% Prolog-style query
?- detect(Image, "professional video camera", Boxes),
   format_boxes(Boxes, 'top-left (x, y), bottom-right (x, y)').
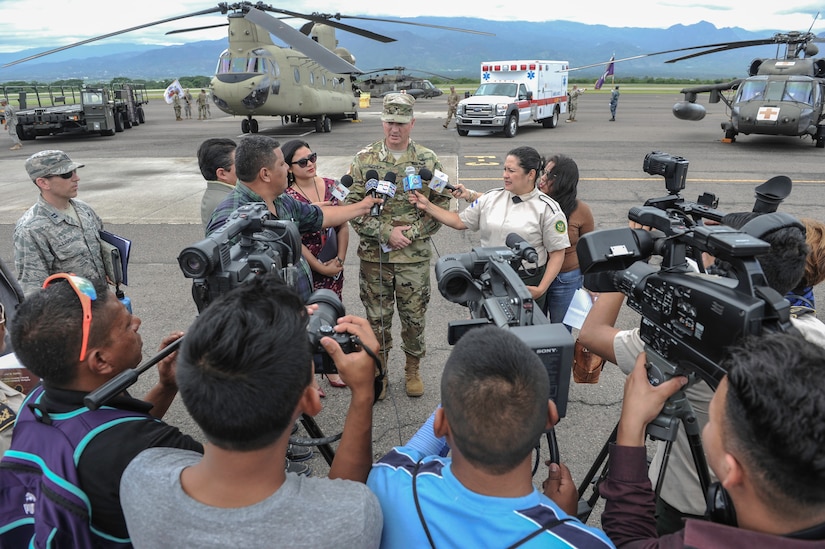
top-left (577, 152), bottom-right (799, 393)
top-left (178, 203), bottom-right (303, 312)
top-left (435, 233), bottom-right (573, 417)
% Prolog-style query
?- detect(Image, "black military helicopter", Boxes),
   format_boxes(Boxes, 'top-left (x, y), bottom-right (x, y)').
top-left (2, 3), bottom-right (490, 134)
top-left (669, 30), bottom-right (825, 147)
top-left (355, 67), bottom-right (449, 99)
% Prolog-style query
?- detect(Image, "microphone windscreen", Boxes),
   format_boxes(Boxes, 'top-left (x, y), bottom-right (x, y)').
top-left (365, 169), bottom-right (380, 181)
top-left (418, 168), bottom-right (433, 181)
top-left (384, 172), bottom-right (397, 183)
top-left (340, 174), bottom-right (354, 188)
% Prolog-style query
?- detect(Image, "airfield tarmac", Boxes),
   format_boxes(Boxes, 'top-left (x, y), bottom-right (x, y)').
top-left (1, 92), bottom-right (823, 524)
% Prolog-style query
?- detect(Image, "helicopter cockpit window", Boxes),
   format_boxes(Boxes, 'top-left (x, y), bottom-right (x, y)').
top-left (783, 81), bottom-right (813, 104)
top-left (738, 80), bottom-right (767, 102)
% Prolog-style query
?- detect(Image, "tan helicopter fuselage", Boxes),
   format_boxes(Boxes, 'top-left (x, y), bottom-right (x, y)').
top-left (209, 16), bottom-right (357, 119)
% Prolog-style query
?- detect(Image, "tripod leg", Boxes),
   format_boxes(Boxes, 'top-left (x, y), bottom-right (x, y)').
top-left (300, 413), bottom-right (336, 466)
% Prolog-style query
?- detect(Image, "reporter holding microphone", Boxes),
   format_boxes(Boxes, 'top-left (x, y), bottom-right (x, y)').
top-left (409, 145), bottom-right (569, 312)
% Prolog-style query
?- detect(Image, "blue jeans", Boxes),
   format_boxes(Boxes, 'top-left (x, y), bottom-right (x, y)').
top-left (544, 269), bottom-right (583, 331)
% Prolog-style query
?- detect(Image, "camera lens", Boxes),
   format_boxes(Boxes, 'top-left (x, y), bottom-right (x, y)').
top-left (178, 248), bottom-right (211, 278)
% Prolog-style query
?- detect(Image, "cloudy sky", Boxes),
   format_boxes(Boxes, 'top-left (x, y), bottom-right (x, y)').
top-left (0, 0), bottom-right (823, 53)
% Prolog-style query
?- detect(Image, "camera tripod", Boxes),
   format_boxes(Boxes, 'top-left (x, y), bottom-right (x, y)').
top-left (575, 382), bottom-right (712, 523)
top-left (291, 414), bottom-right (341, 466)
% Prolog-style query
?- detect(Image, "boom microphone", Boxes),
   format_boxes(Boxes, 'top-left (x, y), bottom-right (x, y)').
top-left (506, 233), bottom-right (539, 264)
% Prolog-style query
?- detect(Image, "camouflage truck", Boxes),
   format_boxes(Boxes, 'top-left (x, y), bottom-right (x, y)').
top-left (2, 83), bottom-right (149, 140)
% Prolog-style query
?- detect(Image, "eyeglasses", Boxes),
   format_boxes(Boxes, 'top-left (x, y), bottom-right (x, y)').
top-left (47, 171), bottom-right (75, 180)
top-left (291, 153), bottom-right (317, 168)
top-left (42, 273), bottom-right (97, 362)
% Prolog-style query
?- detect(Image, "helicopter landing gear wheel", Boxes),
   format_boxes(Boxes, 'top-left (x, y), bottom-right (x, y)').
top-left (282, 116), bottom-right (288, 126)
top-left (314, 116), bottom-right (324, 133)
top-left (815, 127), bottom-right (825, 148)
top-left (250, 119), bottom-right (259, 133)
top-left (241, 118), bottom-right (250, 133)
top-left (322, 116), bottom-right (331, 133)
top-left (724, 128), bottom-right (737, 142)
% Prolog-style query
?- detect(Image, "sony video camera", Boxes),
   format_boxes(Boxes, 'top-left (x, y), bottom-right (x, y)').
top-left (577, 152), bottom-right (798, 391)
top-left (435, 233), bottom-right (573, 416)
top-left (178, 202), bottom-right (303, 312)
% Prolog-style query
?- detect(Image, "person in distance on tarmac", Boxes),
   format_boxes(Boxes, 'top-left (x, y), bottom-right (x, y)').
top-left (409, 145), bottom-right (569, 312)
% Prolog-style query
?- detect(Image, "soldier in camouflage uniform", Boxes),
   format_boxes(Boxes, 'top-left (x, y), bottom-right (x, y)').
top-left (346, 93), bottom-right (452, 399)
top-left (443, 86), bottom-right (460, 129)
top-left (172, 90), bottom-right (183, 121)
top-left (13, 150), bottom-right (107, 295)
top-left (1, 97), bottom-right (22, 151)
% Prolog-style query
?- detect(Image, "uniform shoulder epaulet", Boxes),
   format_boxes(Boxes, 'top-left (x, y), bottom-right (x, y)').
top-left (537, 193), bottom-right (562, 213)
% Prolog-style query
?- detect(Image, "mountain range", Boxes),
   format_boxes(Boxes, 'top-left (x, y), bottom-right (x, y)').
top-left (0, 18), bottom-right (791, 83)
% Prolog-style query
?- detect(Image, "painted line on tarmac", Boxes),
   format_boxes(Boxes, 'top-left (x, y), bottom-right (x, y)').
top-left (458, 177), bottom-right (825, 184)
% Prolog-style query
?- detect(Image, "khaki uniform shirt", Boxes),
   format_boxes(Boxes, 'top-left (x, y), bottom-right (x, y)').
top-left (459, 187), bottom-right (570, 267)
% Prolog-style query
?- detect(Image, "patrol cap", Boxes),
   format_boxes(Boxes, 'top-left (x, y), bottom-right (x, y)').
top-left (25, 150), bottom-right (85, 181)
top-left (381, 93), bottom-right (415, 123)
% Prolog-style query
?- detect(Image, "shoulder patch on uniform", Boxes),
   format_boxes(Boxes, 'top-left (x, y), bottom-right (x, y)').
top-left (555, 220), bottom-right (567, 233)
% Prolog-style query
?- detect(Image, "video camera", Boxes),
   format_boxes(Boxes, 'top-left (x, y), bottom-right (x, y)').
top-left (178, 203), bottom-right (303, 311)
top-left (435, 233), bottom-right (573, 417)
top-left (577, 152), bottom-right (798, 392)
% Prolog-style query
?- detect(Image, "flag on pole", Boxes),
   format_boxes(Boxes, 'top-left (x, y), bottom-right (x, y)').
top-left (164, 79), bottom-right (184, 104)
top-left (594, 57), bottom-right (615, 90)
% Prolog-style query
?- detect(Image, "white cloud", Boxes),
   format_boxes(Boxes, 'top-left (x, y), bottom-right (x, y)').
top-left (1, 0), bottom-right (823, 54)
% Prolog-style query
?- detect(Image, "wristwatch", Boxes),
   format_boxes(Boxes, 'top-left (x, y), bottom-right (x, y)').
top-left (336, 257), bottom-right (344, 266)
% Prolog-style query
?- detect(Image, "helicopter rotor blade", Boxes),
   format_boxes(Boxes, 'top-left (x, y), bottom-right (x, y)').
top-left (166, 23), bottom-right (229, 36)
top-left (2, 5), bottom-right (225, 68)
top-left (244, 7), bottom-right (362, 74)
top-left (329, 13), bottom-right (495, 36)
top-left (259, 7), bottom-right (395, 43)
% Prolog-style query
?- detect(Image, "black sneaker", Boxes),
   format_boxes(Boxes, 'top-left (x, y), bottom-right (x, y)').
top-left (287, 444), bottom-right (312, 462)
top-left (286, 460), bottom-right (312, 476)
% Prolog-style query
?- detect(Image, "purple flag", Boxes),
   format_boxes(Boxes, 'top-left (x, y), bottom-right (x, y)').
top-left (594, 57), bottom-right (615, 90)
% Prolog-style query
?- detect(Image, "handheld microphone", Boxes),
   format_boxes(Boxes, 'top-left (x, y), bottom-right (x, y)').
top-left (421, 167), bottom-right (456, 193)
top-left (365, 169), bottom-right (381, 216)
top-left (331, 174), bottom-right (354, 201)
top-left (377, 171), bottom-right (398, 199)
top-left (506, 232), bottom-right (539, 264)
top-left (403, 166), bottom-right (423, 192)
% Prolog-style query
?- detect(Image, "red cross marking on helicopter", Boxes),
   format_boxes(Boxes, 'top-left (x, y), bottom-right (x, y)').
top-left (757, 107), bottom-right (780, 121)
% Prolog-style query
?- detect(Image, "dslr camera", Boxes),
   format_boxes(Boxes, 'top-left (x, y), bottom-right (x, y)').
top-left (435, 233), bottom-right (573, 416)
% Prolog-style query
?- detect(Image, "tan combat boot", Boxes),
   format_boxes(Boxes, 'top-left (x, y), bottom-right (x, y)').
top-left (405, 354), bottom-right (424, 397)
top-left (10, 143), bottom-right (22, 150)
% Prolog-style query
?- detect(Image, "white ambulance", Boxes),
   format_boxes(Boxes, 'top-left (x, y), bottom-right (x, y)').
top-left (455, 60), bottom-right (569, 137)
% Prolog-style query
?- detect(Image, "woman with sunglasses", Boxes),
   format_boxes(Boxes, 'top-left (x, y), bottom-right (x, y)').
top-left (538, 154), bottom-right (595, 330)
top-left (282, 140), bottom-right (349, 389)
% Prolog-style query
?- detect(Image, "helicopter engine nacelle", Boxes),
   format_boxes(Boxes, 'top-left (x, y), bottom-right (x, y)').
top-left (748, 59), bottom-right (763, 77)
top-left (335, 47), bottom-right (356, 66)
top-left (673, 101), bottom-right (706, 121)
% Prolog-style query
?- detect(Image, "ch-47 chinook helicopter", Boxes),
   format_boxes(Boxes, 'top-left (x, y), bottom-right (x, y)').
top-left (669, 30), bottom-right (825, 148)
top-left (2, 2), bottom-right (491, 134)
top-left (355, 67), bottom-right (449, 99)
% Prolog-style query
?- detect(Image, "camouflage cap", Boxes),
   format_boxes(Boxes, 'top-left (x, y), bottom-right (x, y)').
top-left (381, 93), bottom-right (415, 123)
top-left (25, 150), bottom-right (85, 181)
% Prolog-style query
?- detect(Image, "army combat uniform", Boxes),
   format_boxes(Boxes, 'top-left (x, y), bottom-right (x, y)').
top-left (14, 197), bottom-right (107, 295)
top-left (2, 100), bottom-right (22, 150)
top-left (347, 139), bottom-right (451, 380)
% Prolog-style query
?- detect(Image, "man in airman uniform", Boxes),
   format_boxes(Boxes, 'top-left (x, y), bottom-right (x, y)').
top-left (13, 150), bottom-right (107, 295)
top-left (1, 97), bottom-right (22, 151)
top-left (346, 93), bottom-right (451, 399)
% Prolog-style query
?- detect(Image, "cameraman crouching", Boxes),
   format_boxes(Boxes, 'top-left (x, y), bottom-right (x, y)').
top-left (120, 274), bottom-right (383, 548)
top-left (601, 333), bottom-right (825, 546)
top-left (579, 212), bottom-right (825, 534)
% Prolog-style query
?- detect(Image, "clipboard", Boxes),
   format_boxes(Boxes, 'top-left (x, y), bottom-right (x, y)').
top-left (99, 231), bottom-right (132, 285)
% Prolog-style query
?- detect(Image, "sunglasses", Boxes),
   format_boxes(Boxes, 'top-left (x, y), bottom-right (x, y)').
top-left (0, 301), bottom-right (5, 327)
top-left (47, 171), bottom-right (75, 180)
top-left (291, 153), bottom-right (317, 168)
top-left (42, 273), bottom-right (97, 362)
